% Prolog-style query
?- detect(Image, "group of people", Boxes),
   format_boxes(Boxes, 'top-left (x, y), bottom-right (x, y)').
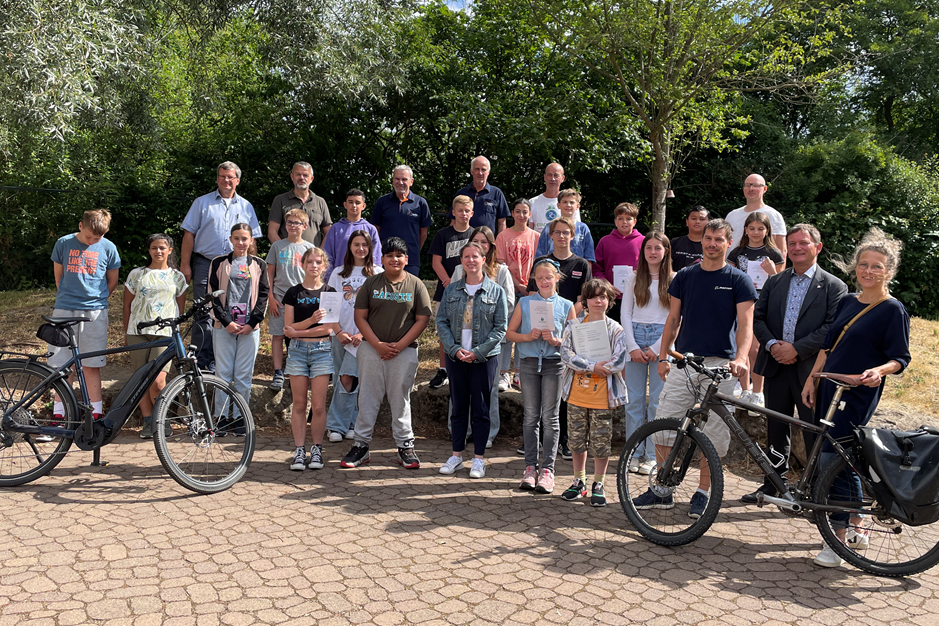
top-left (46, 160), bottom-right (912, 569)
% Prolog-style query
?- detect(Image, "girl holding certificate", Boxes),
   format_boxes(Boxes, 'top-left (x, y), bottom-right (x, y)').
top-left (621, 232), bottom-right (674, 476)
top-left (436, 242), bottom-right (508, 479)
top-left (506, 258), bottom-right (575, 494)
top-left (726, 212), bottom-right (785, 411)
top-left (559, 279), bottom-right (628, 507)
top-left (283, 247), bottom-right (337, 472)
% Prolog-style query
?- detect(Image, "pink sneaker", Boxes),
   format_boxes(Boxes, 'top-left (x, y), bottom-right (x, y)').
top-left (535, 468), bottom-right (555, 494)
top-left (519, 465), bottom-right (537, 490)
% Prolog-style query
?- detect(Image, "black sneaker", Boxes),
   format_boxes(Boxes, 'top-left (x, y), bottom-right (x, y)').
top-left (591, 482), bottom-right (607, 507)
top-left (429, 368), bottom-right (448, 389)
top-left (269, 370), bottom-right (285, 391)
top-left (290, 446), bottom-right (307, 471)
top-left (516, 445), bottom-right (526, 455)
top-left (340, 444), bottom-right (370, 468)
top-left (308, 444), bottom-right (324, 470)
top-left (560, 443), bottom-right (573, 461)
top-left (560, 478), bottom-right (587, 501)
top-left (397, 446), bottom-right (421, 469)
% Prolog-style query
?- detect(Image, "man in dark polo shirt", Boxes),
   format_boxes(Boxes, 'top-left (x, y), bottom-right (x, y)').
top-left (372, 165), bottom-right (432, 276)
top-left (449, 156), bottom-right (511, 234)
top-left (267, 161), bottom-right (332, 246)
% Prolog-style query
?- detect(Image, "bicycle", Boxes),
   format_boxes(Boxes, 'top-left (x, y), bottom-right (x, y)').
top-left (616, 351), bottom-right (939, 577)
top-left (0, 290), bottom-right (255, 494)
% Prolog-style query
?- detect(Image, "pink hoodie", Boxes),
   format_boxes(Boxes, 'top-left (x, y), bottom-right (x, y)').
top-left (593, 228), bottom-right (644, 298)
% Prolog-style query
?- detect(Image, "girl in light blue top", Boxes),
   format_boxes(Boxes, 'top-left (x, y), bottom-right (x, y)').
top-left (506, 257), bottom-right (575, 494)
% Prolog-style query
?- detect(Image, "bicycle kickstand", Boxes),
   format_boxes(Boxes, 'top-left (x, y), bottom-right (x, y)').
top-left (90, 448), bottom-right (109, 467)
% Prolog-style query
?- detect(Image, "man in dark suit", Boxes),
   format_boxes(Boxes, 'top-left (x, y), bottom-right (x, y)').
top-left (741, 224), bottom-right (848, 502)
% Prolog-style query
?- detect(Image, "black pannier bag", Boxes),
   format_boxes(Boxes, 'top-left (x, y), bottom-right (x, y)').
top-left (855, 425), bottom-right (939, 526)
top-left (36, 324), bottom-right (70, 348)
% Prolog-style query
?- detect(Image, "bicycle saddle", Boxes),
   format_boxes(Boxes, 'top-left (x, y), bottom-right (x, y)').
top-left (41, 315), bottom-right (90, 326)
top-left (812, 372), bottom-right (862, 387)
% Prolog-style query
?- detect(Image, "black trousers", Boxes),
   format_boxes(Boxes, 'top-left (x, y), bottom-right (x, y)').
top-left (763, 362), bottom-right (817, 484)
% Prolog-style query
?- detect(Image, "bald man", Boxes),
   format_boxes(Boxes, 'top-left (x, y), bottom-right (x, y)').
top-left (529, 163), bottom-right (581, 233)
top-left (724, 174), bottom-right (787, 260)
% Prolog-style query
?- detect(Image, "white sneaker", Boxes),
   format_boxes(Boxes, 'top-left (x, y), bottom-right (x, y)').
top-left (627, 458), bottom-right (640, 473)
top-left (486, 439), bottom-right (493, 449)
top-left (747, 392), bottom-right (765, 416)
top-left (439, 456), bottom-right (464, 475)
top-left (498, 373), bottom-right (510, 392)
top-left (638, 459), bottom-right (657, 475)
top-left (846, 528), bottom-right (870, 550)
top-left (344, 430), bottom-right (355, 440)
top-left (814, 542), bottom-right (844, 568)
top-left (327, 430), bottom-right (343, 443)
top-left (469, 458), bottom-right (486, 479)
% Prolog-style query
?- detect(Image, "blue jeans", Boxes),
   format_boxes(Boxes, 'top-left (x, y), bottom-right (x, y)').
top-left (623, 323), bottom-right (665, 461)
top-left (518, 357), bottom-right (562, 471)
top-left (326, 337), bottom-right (358, 434)
top-left (212, 326), bottom-right (260, 410)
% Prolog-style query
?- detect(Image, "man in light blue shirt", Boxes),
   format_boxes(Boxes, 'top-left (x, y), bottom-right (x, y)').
top-left (180, 161), bottom-right (262, 371)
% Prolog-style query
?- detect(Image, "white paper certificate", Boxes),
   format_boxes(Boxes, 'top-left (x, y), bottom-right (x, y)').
top-left (529, 301), bottom-right (554, 331)
top-left (746, 262), bottom-right (769, 290)
top-left (612, 265), bottom-right (633, 293)
top-left (571, 320), bottom-right (612, 363)
top-left (319, 292), bottom-right (342, 324)
top-left (344, 343), bottom-right (358, 358)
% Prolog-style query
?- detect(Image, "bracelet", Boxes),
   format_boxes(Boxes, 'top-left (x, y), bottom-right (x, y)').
top-left (659, 359), bottom-right (669, 363)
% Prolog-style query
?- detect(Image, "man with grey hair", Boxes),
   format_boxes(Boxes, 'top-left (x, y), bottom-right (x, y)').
top-left (372, 164), bottom-right (432, 276)
top-left (180, 160), bottom-right (262, 372)
top-left (267, 161), bottom-right (332, 246)
top-left (449, 156), bottom-right (510, 234)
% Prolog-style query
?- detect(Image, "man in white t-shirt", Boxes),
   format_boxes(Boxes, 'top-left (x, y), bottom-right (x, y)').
top-left (724, 173), bottom-right (787, 260)
top-left (528, 163), bottom-right (582, 232)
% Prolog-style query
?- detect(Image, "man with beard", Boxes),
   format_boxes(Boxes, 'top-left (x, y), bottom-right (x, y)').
top-left (268, 161), bottom-right (332, 246)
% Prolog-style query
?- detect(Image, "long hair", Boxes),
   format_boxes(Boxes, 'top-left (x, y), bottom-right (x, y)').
top-left (146, 233), bottom-right (179, 269)
top-left (634, 232), bottom-right (672, 309)
top-left (339, 230), bottom-right (376, 279)
top-left (468, 225), bottom-right (498, 279)
top-left (742, 212), bottom-right (779, 252)
top-left (230, 222), bottom-right (257, 256)
top-left (300, 246), bottom-right (330, 285)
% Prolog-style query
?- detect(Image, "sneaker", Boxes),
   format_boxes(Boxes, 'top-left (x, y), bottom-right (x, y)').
top-left (814, 542), bottom-right (844, 568)
top-left (327, 430), bottom-right (343, 443)
top-left (846, 528), bottom-right (870, 550)
top-left (561, 479), bottom-right (588, 501)
top-left (290, 446), bottom-right (307, 471)
top-left (591, 481), bottom-right (607, 507)
top-left (689, 491), bottom-right (708, 519)
top-left (344, 430), bottom-right (355, 440)
top-left (516, 444), bottom-right (526, 455)
top-left (469, 458), bottom-right (486, 478)
top-left (632, 489), bottom-right (674, 510)
top-left (747, 391), bottom-right (765, 417)
top-left (740, 482), bottom-right (777, 504)
top-left (638, 459), bottom-right (657, 475)
top-left (35, 415), bottom-right (64, 443)
top-left (429, 368), bottom-right (448, 389)
top-left (440, 456), bottom-right (464, 475)
top-left (512, 373), bottom-right (521, 390)
top-left (340, 444), bottom-right (370, 468)
top-left (397, 446), bottom-right (420, 469)
top-left (269, 371), bottom-right (285, 391)
top-left (627, 458), bottom-right (640, 473)
top-left (560, 443), bottom-right (573, 461)
top-left (534, 468), bottom-right (555, 494)
top-left (486, 439), bottom-right (493, 449)
top-left (308, 444), bottom-right (324, 470)
top-left (498, 372), bottom-right (511, 392)
top-left (140, 417), bottom-right (154, 440)
top-left (519, 465), bottom-right (537, 490)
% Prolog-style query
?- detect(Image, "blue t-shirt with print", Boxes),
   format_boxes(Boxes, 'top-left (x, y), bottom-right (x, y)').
top-left (668, 263), bottom-right (757, 359)
top-left (51, 234), bottom-right (121, 310)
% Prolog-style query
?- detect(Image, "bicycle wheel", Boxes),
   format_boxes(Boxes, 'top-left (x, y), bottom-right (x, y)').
top-left (617, 418), bottom-right (724, 545)
top-left (153, 373), bottom-right (255, 494)
top-left (0, 360), bottom-right (79, 486)
top-left (814, 454), bottom-right (939, 576)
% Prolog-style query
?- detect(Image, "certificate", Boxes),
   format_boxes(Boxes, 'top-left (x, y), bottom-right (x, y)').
top-left (571, 320), bottom-right (613, 363)
top-left (746, 261), bottom-right (769, 290)
top-left (319, 292), bottom-right (342, 324)
top-left (612, 265), bottom-right (633, 293)
top-left (344, 343), bottom-right (358, 358)
top-left (529, 301), bottom-right (554, 332)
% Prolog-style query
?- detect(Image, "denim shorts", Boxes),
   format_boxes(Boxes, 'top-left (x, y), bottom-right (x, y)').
top-left (285, 339), bottom-right (333, 378)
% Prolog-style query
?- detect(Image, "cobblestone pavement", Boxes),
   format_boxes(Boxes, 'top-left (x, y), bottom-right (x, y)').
top-left (2, 435), bottom-right (939, 626)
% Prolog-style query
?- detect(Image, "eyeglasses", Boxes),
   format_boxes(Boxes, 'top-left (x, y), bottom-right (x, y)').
top-left (552, 230), bottom-right (572, 237)
top-left (286, 221), bottom-right (306, 227)
top-left (744, 183), bottom-right (766, 189)
top-left (218, 175), bottom-right (239, 181)
top-left (857, 262), bottom-right (886, 274)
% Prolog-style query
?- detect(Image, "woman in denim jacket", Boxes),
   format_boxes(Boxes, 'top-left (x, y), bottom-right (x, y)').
top-left (436, 242), bottom-right (508, 479)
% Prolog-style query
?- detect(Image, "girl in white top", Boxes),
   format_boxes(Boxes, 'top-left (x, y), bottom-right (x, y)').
top-left (325, 230), bottom-right (383, 442)
top-left (620, 232), bottom-right (674, 475)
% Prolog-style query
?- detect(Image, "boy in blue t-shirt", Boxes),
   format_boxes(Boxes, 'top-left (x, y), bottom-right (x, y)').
top-left (47, 210), bottom-right (122, 422)
top-left (535, 189), bottom-right (596, 261)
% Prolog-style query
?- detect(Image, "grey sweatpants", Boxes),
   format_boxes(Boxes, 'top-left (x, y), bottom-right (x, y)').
top-left (352, 342), bottom-right (419, 447)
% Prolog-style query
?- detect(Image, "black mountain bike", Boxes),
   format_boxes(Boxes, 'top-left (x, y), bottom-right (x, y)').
top-left (0, 291), bottom-right (254, 494)
top-left (616, 351), bottom-right (939, 577)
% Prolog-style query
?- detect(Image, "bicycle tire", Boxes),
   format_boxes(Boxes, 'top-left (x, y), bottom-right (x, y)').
top-left (152, 373), bottom-right (255, 494)
top-left (0, 360), bottom-right (79, 486)
top-left (617, 418), bottom-right (724, 545)
top-left (813, 454), bottom-right (939, 577)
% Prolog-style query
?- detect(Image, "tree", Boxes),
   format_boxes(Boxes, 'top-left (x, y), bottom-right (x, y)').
top-left (528, 0), bottom-right (844, 229)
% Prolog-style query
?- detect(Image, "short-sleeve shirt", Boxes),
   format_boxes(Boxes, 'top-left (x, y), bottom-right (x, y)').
top-left (283, 283), bottom-right (334, 329)
top-left (526, 253), bottom-right (592, 304)
top-left (181, 191), bottom-right (262, 258)
top-left (450, 183), bottom-right (511, 232)
top-left (371, 192), bottom-right (433, 267)
top-left (727, 244), bottom-right (785, 291)
top-left (724, 205), bottom-right (787, 253)
top-left (124, 267), bottom-right (188, 336)
top-left (51, 234), bottom-right (122, 310)
top-left (327, 265), bottom-right (383, 334)
top-left (265, 239), bottom-right (315, 300)
top-left (529, 194), bottom-right (581, 233)
top-left (670, 236), bottom-right (703, 271)
top-left (354, 272), bottom-right (432, 347)
top-left (496, 228), bottom-right (540, 291)
top-left (268, 190), bottom-right (332, 245)
top-left (668, 264), bottom-right (758, 359)
top-left (429, 225), bottom-right (472, 300)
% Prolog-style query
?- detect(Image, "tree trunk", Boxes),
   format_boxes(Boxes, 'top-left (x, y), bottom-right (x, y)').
top-left (650, 151), bottom-right (669, 231)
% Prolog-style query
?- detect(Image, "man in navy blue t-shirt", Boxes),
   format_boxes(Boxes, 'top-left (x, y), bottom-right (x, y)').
top-left (631, 218), bottom-right (758, 518)
top-left (448, 156), bottom-right (510, 234)
top-left (372, 165), bottom-right (432, 276)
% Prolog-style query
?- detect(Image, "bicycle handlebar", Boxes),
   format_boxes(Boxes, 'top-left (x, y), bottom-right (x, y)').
top-left (136, 290), bottom-right (224, 334)
top-left (667, 351), bottom-right (732, 381)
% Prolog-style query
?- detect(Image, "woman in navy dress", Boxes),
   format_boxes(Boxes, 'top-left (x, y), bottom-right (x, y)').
top-left (801, 228), bottom-right (911, 568)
